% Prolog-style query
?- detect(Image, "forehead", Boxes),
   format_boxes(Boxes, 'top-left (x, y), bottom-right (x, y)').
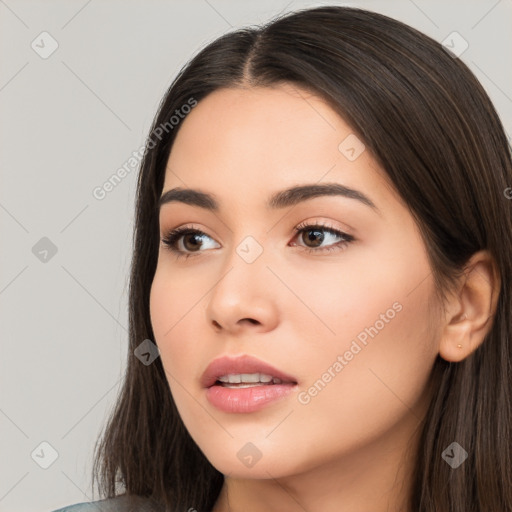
top-left (162, 84), bottom-right (401, 213)
top-left (166, 84), bottom-right (347, 174)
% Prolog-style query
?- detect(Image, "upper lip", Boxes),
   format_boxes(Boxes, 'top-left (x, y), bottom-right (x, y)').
top-left (201, 354), bottom-right (298, 388)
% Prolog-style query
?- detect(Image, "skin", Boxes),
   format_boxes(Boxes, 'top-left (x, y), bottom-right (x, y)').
top-left (149, 83), bottom-right (499, 512)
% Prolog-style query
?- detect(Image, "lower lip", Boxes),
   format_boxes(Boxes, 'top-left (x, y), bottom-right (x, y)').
top-left (205, 383), bottom-right (297, 413)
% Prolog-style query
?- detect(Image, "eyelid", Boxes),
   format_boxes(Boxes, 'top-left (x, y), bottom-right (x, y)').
top-left (294, 217), bottom-right (355, 237)
top-left (291, 220), bottom-right (355, 252)
top-left (161, 218), bottom-right (353, 243)
top-left (160, 219), bottom-right (355, 260)
top-left (160, 223), bottom-right (219, 249)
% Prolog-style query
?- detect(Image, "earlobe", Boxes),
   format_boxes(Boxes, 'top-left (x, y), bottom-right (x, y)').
top-left (438, 250), bottom-right (500, 363)
top-left (439, 312), bottom-right (472, 362)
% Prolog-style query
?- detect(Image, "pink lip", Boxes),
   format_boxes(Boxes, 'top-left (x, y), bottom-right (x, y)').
top-left (201, 354), bottom-right (298, 414)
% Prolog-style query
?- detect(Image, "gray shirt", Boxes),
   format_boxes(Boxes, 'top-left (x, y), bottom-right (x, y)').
top-left (51, 494), bottom-right (163, 512)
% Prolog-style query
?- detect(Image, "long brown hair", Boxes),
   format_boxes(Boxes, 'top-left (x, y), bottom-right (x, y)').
top-left (92, 6), bottom-right (512, 511)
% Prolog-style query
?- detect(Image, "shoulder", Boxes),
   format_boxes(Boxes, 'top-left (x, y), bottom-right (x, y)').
top-left (51, 494), bottom-right (163, 512)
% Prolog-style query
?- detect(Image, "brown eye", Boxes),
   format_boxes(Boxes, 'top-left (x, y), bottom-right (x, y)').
top-left (161, 226), bottom-right (220, 259)
top-left (300, 227), bottom-right (326, 248)
top-left (291, 223), bottom-right (355, 255)
top-left (181, 232), bottom-right (205, 252)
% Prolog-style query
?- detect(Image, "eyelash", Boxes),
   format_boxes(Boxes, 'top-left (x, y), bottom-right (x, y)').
top-left (160, 221), bottom-right (355, 260)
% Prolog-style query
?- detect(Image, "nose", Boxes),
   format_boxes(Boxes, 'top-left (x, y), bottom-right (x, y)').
top-left (205, 238), bottom-right (280, 335)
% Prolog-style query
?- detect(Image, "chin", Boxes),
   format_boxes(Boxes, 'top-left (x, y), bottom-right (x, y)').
top-left (198, 443), bottom-right (294, 479)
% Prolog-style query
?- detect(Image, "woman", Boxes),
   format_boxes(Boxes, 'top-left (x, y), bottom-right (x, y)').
top-left (53, 5), bottom-right (512, 512)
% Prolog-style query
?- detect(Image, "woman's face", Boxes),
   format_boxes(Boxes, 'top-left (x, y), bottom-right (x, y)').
top-left (149, 83), bottom-right (440, 479)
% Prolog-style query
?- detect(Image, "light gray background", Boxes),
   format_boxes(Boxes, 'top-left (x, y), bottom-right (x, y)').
top-left (1, 1), bottom-right (511, 511)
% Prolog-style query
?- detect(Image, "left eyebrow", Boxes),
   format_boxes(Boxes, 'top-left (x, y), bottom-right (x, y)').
top-left (158, 182), bottom-right (379, 213)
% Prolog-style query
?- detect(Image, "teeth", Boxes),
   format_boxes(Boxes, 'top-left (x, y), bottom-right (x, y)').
top-left (240, 373), bottom-right (260, 383)
top-left (217, 373), bottom-right (279, 384)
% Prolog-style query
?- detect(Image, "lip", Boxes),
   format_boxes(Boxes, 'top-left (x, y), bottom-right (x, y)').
top-left (201, 354), bottom-right (298, 414)
top-left (201, 354), bottom-right (298, 389)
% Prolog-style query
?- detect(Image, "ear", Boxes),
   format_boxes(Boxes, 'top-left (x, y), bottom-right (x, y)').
top-left (438, 250), bottom-right (501, 362)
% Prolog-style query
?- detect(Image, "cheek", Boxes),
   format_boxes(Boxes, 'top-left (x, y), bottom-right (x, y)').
top-left (291, 266), bottom-right (438, 451)
top-left (284, 244), bottom-right (438, 432)
top-left (277, 248), bottom-right (407, 350)
top-left (149, 267), bottom-right (229, 457)
top-left (149, 267), bottom-right (200, 373)
top-left (302, 229), bottom-right (438, 363)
